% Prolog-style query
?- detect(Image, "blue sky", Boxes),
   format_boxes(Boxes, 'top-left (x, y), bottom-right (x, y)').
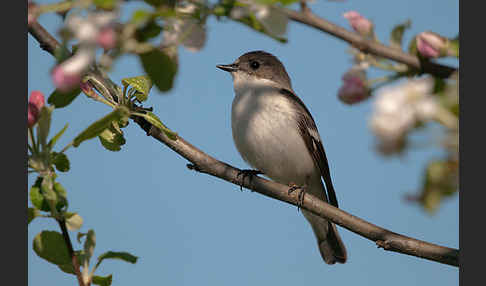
top-left (28, 1), bottom-right (458, 285)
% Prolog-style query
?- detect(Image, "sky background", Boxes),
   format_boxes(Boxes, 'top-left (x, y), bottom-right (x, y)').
top-left (28, 1), bottom-right (459, 285)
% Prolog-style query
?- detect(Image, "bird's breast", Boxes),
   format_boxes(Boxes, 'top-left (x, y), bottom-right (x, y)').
top-left (231, 85), bottom-right (316, 185)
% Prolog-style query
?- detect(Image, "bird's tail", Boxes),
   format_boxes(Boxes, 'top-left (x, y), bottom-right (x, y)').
top-left (302, 210), bottom-right (347, 264)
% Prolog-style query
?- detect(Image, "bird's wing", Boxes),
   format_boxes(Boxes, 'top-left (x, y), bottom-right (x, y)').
top-left (279, 88), bottom-right (339, 208)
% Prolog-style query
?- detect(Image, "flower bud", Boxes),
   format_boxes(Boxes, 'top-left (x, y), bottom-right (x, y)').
top-left (28, 91), bottom-right (45, 127)
top-left (338, 69), bottom-right (369, 104)
top-left (52, 66), bottom-right (82, 92)
top-left (80, 81), bottom-right (98, 99)
top-left (343, 11), bottom-right (373, 36)
top-left (416, 31), bottom-right (448, 58)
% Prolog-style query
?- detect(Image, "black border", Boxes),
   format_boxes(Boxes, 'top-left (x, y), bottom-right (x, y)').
top-left (11, 0), bottom-right (28, 285)
top-left (459, 1), bottom-right (481, 285)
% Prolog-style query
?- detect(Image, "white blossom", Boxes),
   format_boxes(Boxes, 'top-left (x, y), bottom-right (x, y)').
top-left (52, 12), bottom-right (117, 91)
top-left (230, 1), bottom-right (288, 38)
top-left (162, 4), bottom-right (206, 52)
top-left (369, 77), bottom-right (439, 153)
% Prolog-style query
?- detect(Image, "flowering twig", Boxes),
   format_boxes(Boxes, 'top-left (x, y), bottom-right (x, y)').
top-left (282, 8), bottom-right (457, 78)
top-left (29, 19), bottom-right (459, 268)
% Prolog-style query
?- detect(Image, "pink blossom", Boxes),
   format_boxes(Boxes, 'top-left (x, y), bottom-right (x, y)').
top-left (416, 32), bottom-right (447, 58)
top-left (52, 65), bottom-right (81, 92)
top-left (97, 27), bottom-right (117, 50)
top-left (28, 91), bottom-right (45, 127)
top-left (338, 74), bottom-right (368, 104)
top-left (343, 11), bottom-right (373, 36)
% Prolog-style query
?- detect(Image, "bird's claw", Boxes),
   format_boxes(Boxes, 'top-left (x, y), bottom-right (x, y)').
top-left (288, 183), bottom-right (306, 211)
top-left (236, 169), bottom-right (263, 191)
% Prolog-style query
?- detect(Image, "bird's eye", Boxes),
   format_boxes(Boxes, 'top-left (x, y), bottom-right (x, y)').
top-left (250, 61), bottom-right (260, 70)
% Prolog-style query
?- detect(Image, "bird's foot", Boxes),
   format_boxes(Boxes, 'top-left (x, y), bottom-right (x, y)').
top-left (288, 183), bottom-right (306, 211)
top-left (236, 169), bottom-right (263, 191)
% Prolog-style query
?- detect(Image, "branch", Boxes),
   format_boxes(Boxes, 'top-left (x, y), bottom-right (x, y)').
top-left (29, 20), bottom-right (459, 268)
top-left (282, 8), bottom-right (457, 79)
top-left (57, 219), bottom-right (86, 286)
top-left (132, 116), bottom-right (459, 267)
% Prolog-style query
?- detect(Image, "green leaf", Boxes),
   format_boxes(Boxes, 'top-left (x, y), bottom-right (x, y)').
top-left (142, 112), bottom-right (177, 140)
top-left (65, 212), bottom-right (84, 231)
top-left (94, 0), bottom-right (117, 10)
top-left (423, 189), bottom-right (441, 214)
top-left (95, 251), bottom-right (138, 271)
top-left (52, 152), bottom-right (70, 172)
top-left (30, 177), bottom-right (68, 213)
top-left (254, 0), bottom-right (299, 5)
top-left (131, 10), bottom-right (152, 25)
top-left (144, 0), bottom-right (169, 7)
top-left (57, 263), bottom-right (76, 275)
top-left (48, 88), bottom-right (81, 109)
top-left (57, 250), bottom-right (84, 275)
top-left (389, 20), bottom-right (411, 50)
top-left (118, 114), bottom-right (129, 128)
top-left (54, 45), bottom-right (71, 63)
top-left (408, 35), bottom-right (418, 55)
top-left (92, 274), bottom-right (113, 286)
top-left (48, 123), bottom-right (69, 149)
top-left (41, 175), bottom-right (57, 204)
top-left (135, 20), bottom-right (162, 42)
top-left (448, 37), bottom-right (459, 57)
top-left (30, 177), bottom-right (50, 212)
top-left (98, 122), bottom-right (126, 151)
top-left (33, 231), bottom-right (71, 265)
top-left (122, 75), bottom-right (153, 102)
top-left (235, 14), bottom-right (288, 43)
top-left (77, 232), bottom-right (87, 244)
top-left (36, 106), bottom-right (53, 149)
top-left (28, 207), bottom-right (40, 224)
top-left (84, 229), bottom-right (96, 262)
top-left (139, 50), bottom-right (178, 92)
top-left (73, 106), bottom-right (130, 148)
top-left (433, 78), bottom-right (446, 94)
top-left (53, 181), bottom-right (68, 211)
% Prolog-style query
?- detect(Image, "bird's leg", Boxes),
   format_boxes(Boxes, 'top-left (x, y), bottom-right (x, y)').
top-left (236, 169), bottom-right (263, 191)
top-left (288, 183), bottom-right (307, 211)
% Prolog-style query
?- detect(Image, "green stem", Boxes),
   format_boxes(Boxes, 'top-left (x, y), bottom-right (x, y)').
top-left (60, 141), bottom-right (74, 154)
top-left (131, 112), bottom-right (149, 118)
top-left (28, 143), bottom-right (35, 155)
top-left (28, 127), bottom-right (38, 154)
top-left (435, 107), bottom-right (458, 130)
top-left (369, 57), bottom-right (407, 72)
top-left (121, 84), bottom-right (128, 105)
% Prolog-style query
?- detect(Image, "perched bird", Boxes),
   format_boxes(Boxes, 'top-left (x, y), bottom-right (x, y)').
top-left (217, 51), bottom-right (347, 264)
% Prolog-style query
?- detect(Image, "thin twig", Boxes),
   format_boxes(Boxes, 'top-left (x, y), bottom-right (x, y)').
top-left (57, 219), bottom-right (86, 286)
top-left (282, 8), bottom-right (457, 79)
top-left (29, 19), bottom-right (459, 268)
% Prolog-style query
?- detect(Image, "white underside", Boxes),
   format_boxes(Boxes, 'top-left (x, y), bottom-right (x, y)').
top-left (231, 75), bottom-right (321, 192)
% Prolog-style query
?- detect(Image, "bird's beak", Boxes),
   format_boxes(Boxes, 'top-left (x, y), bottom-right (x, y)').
top-left (216, 63), bottom-right (238, 73)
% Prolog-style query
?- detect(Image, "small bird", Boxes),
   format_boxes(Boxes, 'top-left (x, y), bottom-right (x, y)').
top-left (217, 51), bottom-right (347, 264)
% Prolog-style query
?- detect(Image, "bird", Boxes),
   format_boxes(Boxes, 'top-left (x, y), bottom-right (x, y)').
top-left (216, 50), bottom-right (347, 264)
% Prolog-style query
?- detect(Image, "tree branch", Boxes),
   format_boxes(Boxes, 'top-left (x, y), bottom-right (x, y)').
top-left (29, 20), bottom-right (459, 268)
top-left (282, 8), bottom-right (457, 79)
top-left (132, 116), bottom-right (459, 267)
